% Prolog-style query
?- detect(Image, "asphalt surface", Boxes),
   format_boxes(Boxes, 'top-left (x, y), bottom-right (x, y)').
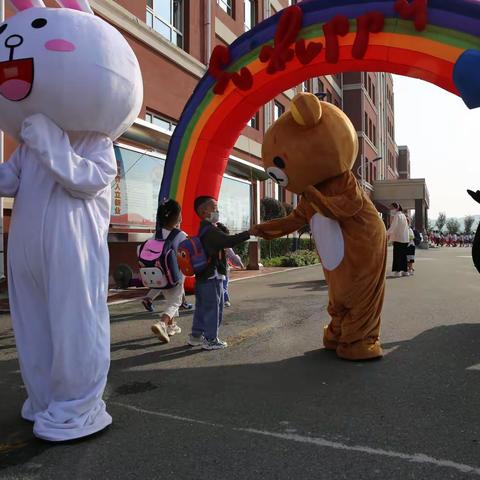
top-left (0, 247), bottom-right (479, 479)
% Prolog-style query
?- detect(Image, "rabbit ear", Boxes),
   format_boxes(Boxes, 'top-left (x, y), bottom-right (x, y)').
top-left (54, 0), bottom-right (94, 14)
top-left (9, 0), bottom-right (46, 12)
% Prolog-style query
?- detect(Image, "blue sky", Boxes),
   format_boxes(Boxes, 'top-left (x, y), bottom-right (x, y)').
top-left (393, 74), bottom-right (480, 220)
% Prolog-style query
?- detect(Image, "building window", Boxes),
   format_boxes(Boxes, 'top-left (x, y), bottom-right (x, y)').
top-left (265, 178), bottom-right (274, 198)
top-left (112, 145), bottom-right (166, 227)
top-left (364, 112), bottom-right (368, 133)
top-left (147, 0), bottom-right (184, 49)
top-left (244, 0), bottom-right (256, 30)
top-left (248, 112), bottom-right (259, 130)
top-left (368, 119), bottom-right (372, 141)
top-left (326, 91), bottom-right (332, 103)
top-left (218, 0), bottom-right (233, 16)
top-left (274, 101), bottom-right (285, 121)
top-left (372, 84), bottom-right (376, 105)
top-left (146, 111), bottom-right (177, 132)
top-left (373, 124), bottom-right (376, 146)
top-left (219, 175), bottom-right (252, 234)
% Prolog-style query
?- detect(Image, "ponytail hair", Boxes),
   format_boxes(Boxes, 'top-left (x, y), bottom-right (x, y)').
top-left (156, 199), bottom-right (181, 229)
top-left (391, 202), bottom-right (403, 212)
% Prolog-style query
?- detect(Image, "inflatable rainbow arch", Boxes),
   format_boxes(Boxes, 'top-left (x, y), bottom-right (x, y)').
top-left (159, 0), bottom-right (480, 234)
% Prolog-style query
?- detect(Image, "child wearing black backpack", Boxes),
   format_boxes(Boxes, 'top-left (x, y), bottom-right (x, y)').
top-left (187, 196), bottom-right (252, 350)
top-left (145, 199), bottom-right (187, 343)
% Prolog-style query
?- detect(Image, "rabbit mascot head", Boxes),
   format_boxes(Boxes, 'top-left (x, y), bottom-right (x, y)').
top-left (0, 0), bottom-right (143, 141)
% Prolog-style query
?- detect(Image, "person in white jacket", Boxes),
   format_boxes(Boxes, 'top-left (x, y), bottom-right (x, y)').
top-left (0, 0), bottom-right (142, 441)
top-left (387, 203), bottom-right (410, 277)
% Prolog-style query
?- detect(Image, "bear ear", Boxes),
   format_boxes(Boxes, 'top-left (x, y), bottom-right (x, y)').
top-left (290, 93), bottom-right (323, 127)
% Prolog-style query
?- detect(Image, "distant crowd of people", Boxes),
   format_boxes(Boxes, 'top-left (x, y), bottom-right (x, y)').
top-left (386, 202), bottom-right (474, 277)
top-left (426, 231), bottom-right (475, 248)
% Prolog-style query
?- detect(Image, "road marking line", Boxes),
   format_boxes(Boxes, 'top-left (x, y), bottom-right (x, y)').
top-left (112, 402), bottom-right (480, 476)
top-left (113, 402), bottom-right (223, 428)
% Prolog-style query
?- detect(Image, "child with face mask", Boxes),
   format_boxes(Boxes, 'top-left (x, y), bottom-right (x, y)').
top-left (188, 196), bottom-right (252, 350)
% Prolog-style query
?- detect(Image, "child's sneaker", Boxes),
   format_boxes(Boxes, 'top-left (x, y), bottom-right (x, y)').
top-left (202, 338), bottom-right (228, 350)
top-left (167, 323), bottom-right (182, 336)
top-left (151, 322), bottom-right (169, 343)
top-left (142, 298), bottom-right (154, 312)
top-left (180, 301), bottom-right (193, 310)
top-left (188, 334), bottom-right (204, 346)
top-left (224, 301), bottom-right (231, 307)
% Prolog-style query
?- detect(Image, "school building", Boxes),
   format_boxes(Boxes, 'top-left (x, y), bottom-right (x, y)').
top-left (0, 0), bottom-right (429, 282)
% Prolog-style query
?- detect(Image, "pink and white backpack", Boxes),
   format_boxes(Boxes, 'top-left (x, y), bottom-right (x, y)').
top-left (138, 230), bottom-right (182, 290)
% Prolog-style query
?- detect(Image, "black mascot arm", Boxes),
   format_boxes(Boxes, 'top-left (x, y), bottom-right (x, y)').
top-left (467, 190), bottom-right (480, 273)
top-left (467, 189), bottom-right (480, 204)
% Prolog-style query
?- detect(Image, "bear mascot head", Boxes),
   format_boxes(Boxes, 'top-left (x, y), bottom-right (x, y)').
top-left (262, 92), bottom-right (358, 194)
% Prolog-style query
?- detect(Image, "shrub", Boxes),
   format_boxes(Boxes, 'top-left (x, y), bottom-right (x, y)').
top-left (260, 237), bottom-right (314, 258)
top-left (261, 197), bottom-right (286, 221)
top-left (262, 250), bottom-right (319, 268)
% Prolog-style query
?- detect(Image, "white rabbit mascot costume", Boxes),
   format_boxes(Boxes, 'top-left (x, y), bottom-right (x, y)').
top-left (0, 0), bottom-right (142, 441)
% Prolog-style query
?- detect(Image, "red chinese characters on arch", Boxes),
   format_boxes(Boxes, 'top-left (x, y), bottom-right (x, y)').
top-left (394, 0), bottom-right (428, 31)
top-left (208, 45), bottom-right (253, 95)
top-left (208, 1), bottom-right (429, 95)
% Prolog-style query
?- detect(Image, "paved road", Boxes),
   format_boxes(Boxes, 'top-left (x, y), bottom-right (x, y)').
top-left (1, 247), bottom-right (479, 479)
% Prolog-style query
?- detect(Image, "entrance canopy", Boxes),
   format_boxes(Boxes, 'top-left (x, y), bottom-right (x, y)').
top-left (159, 0), bottom-right (480, 233)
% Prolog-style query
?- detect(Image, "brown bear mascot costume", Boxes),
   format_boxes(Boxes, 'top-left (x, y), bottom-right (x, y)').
top-left (252, 93), bottom-right (387, 360)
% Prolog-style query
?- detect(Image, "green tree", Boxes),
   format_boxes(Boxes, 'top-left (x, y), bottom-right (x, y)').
top-left (463, 215), bottom-right (475, 235)
top-left (436, 212), bottom-right (447, 232)
top-left (260, 197), bottom-right (286, 221)
top-left (445, 218), bottom-right (460, 235)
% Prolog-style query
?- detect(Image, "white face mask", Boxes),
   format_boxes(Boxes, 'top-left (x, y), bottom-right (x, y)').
top-left (209, 211), bottom-right (220, 224)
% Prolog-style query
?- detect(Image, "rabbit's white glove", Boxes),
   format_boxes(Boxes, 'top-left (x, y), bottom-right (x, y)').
top-left (19, 113), bottom-right (115, 200)
top-left (21, 113), bottom-right (66, 152)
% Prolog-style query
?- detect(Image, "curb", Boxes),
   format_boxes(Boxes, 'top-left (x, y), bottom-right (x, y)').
top-left (229, 263), bottom-right (320, 283)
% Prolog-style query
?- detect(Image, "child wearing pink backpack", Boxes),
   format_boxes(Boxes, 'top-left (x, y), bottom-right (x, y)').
top-left (140, 199), bottom-right (187, 342)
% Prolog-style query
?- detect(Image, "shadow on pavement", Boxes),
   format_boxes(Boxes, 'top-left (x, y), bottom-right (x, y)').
top-left (269, 279), bottom-right (329, 291)
top-left (1, 324), bottom-right (479, 475)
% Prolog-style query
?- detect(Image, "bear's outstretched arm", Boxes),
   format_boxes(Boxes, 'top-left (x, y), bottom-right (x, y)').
top-left (253, 201), bottom-right (309, 240)
top-left (304, 171), bottom-right (364, 219)
top-left (0, 148), bottom-right (21, 198)
top-left (21, 114), bottom-right (117, 200)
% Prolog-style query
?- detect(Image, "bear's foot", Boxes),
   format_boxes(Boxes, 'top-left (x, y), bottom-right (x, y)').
top-left (323, 325), bottom-right (339, 350)
top-left (336, 339), bottom-right (383, 361)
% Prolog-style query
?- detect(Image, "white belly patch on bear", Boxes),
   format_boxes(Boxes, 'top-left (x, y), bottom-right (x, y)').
top-left (310, 213), bottom-right (345, 271)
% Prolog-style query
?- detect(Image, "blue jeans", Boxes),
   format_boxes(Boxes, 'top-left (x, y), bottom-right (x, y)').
top-left (191, 278), bottom-right (224, 341)
top-left (223, 277), bottom-right (230, 303)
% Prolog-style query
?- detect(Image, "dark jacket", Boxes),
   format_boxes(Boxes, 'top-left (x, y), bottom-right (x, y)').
top-left (196, 220), bottom-right (250, 282)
